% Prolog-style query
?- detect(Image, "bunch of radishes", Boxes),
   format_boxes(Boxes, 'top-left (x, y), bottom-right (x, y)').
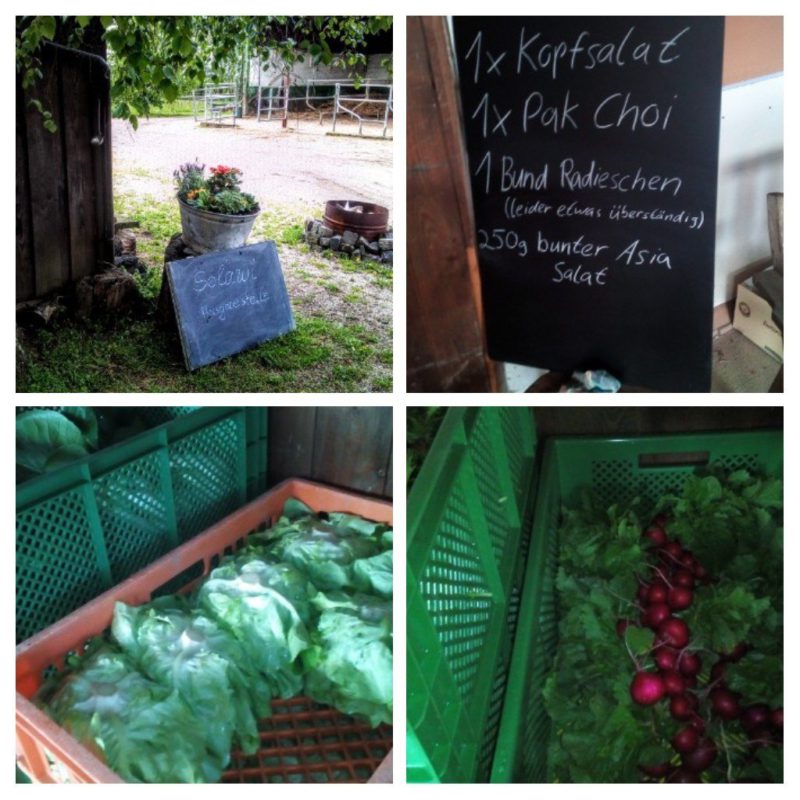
top-left (619, 514), bottom-right (783, 783)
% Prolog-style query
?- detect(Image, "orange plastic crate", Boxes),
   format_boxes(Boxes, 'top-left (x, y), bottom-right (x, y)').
top-left (16, 479), bottom-right (393, 783)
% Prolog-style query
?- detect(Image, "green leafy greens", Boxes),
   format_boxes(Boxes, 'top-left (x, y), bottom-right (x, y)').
top-left (544, 468), bottom-right (782, 783)
top-left (303, 591), bottom-right (393, 727)
top-left (112, 596), bottom-right (270, 757)
top-left (43, 646), bottom-right (225, 783)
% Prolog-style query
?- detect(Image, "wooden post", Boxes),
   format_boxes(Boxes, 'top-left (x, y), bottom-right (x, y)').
top-left (406, 16), bottom-right (500, 391)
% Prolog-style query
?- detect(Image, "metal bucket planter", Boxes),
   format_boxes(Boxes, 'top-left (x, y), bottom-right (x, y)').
top-left (178, 198), bottom-right (260, 254)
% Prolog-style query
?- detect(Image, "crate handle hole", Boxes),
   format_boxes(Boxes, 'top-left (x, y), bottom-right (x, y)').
top-left (638, 451), bottom-right (710, 468)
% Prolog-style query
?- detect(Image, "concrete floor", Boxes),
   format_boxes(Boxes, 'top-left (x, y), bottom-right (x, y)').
top-left (711, 327), bottom-right (782, 393)
top-left (505, 328), bottom-right (781, 393)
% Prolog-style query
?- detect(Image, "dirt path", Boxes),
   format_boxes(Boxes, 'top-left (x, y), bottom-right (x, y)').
top-left (112, 116), bottom-right (393, 216)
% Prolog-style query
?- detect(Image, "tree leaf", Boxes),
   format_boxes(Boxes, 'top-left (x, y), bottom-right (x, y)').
top-left (38, 16), bottom-right (56, 40)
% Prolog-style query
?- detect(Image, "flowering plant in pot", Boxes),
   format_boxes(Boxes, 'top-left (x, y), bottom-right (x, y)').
top-left (173, 162), bottom-right (260, 253)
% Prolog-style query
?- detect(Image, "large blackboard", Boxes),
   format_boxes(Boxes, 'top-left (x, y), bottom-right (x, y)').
top-left (167, 241), bottom-right (295, 370)
top-left (453, 17), bottom-right (725, 391)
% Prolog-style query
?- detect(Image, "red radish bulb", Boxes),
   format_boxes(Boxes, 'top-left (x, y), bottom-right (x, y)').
top-left (642, 603), bottom-right (672, 629)
top-left (694, 564), bottom-right (708, 581)
top-left (771, 707), bottom-right (783, 730)
top-left (670, 694), bottom-right (697, 720)
top-left (643, 526), bottom-right (668, 547)
top-left (668, 586), bottom-right (693, 610)
top-left (660, 541), bottom-right (684, 562)
top-left (673, 569), bottom-right (696, 589)
top-left (637, 583), bottom-right (651, 603)
top-left (710, 687), bottom-right (742, 720)
top-left (689, 714), bottom-right (706, 734)
top-left (682, 738), bottom-right (717, 772)
top-left (654, 647), bottom-right (678, 671)
top-left (640, 762), bottom-right (671, 778)
top-left (647, 584), bottom-right (669, 604)
top-left (630, 671), bottom-right (666, 705)
top-left (661, 669), bottom-right (686, 696)
top-left (672, 725), bottom-right (699, 754)
top-left (678, 652), bottom-right (701, 676)
top-left (668, 767), bottom-right (700, 783)
top-left (740, 704), bottom-right (770, 734)
top-left (723, 642), bottom-right (750, 663)
top-left (710, 661), bottom-right (726, 683)
top-left (658, 617), bottom-right (690, 649)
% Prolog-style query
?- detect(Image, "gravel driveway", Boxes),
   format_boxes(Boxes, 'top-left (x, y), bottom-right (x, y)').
top-left (112, 116), bottom-right (393, 216)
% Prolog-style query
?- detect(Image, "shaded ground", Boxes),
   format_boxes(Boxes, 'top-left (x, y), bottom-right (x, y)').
top-left (17, 116), bottom-right (393, 393)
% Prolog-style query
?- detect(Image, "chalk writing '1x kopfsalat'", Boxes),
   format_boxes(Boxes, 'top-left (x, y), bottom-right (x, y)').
top-left (463, 26), bottom-right (690, 83)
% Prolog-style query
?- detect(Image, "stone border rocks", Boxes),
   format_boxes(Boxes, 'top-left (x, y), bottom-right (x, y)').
top-left (304, 219), bottom-right (393, 267)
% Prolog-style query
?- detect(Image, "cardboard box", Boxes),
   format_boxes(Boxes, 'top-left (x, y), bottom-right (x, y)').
top-left (733, 278), bottom-right (783, 362)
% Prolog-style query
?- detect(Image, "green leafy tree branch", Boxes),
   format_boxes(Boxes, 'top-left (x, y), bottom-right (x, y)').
top-left (17, 15), bottom-right (392, 130)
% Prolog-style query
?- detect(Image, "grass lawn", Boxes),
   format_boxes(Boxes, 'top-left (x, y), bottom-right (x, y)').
top-left (17, 189), bottom-right (393, 393)
top-left (145, 98), bottom-right (197, 117)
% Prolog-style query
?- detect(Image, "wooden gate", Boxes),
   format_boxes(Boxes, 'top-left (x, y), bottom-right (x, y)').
top-left (16, 43), bottom-right (114, 302)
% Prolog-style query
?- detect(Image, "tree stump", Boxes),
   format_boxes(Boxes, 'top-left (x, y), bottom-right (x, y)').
top-left (75, 266), bottom-right (142, 319)
top-left (157, 233), bottom-right (197, 326)
top-left (114, 228), bottom-right (137, 256)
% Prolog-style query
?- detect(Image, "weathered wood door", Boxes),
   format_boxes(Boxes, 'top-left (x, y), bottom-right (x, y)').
top-left (268, 407), bottom-right (393, 498)
top-left (16, 43), bottom-right (114, 302)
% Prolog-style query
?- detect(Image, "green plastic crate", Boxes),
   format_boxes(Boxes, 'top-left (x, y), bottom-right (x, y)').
top-left (408, 424), bottom-right (782, 783)
top-left (16, 407), bottom-right (268, 644)
top-left (407, 408), bottom-right (537, 783)
top-left (492, 430), bottom-right (783, 782)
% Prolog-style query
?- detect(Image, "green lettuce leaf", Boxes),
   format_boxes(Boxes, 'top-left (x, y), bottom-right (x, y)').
top-left (196, 556), bottom-right (310, 697)
top-left (352, 549), bottom-right (393, 598)
top-left (43, 646), bottom-right (224, 783)
top-left (266, 519), bottom-right (383, 592)
top-left (303, 592), bottom-right (392, 727)
top-left (16, 408), bottom-right (93, 474)
top-left (112, 597), bottom-right (270, 756)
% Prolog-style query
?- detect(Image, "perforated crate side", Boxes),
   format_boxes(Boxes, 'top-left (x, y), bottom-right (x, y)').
top-left (407, 408), bottom-right (537, 782)
top-left (168, 414), bottom-right (247, 541)
top-left (552, 431), bottom-right (783, 509)
top-left (16, 408), bottom-right (253, 644)
top-left (245, 408), bottom-right (269, 501)
top-left (93, 449), bottom-right (179, 581)
top-left (16, 484), bottom-right (111, 644)
top-left (465, 409), bottom-right (526, 589)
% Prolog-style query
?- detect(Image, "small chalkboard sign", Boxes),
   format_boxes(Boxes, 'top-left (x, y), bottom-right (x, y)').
top-left (453, 16), bottom-right (725, 391)
top-left (166, 241), bottom-right (295, 370)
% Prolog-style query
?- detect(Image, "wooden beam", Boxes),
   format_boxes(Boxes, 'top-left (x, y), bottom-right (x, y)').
top-left (407, 16), bottom-right (499, 392)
